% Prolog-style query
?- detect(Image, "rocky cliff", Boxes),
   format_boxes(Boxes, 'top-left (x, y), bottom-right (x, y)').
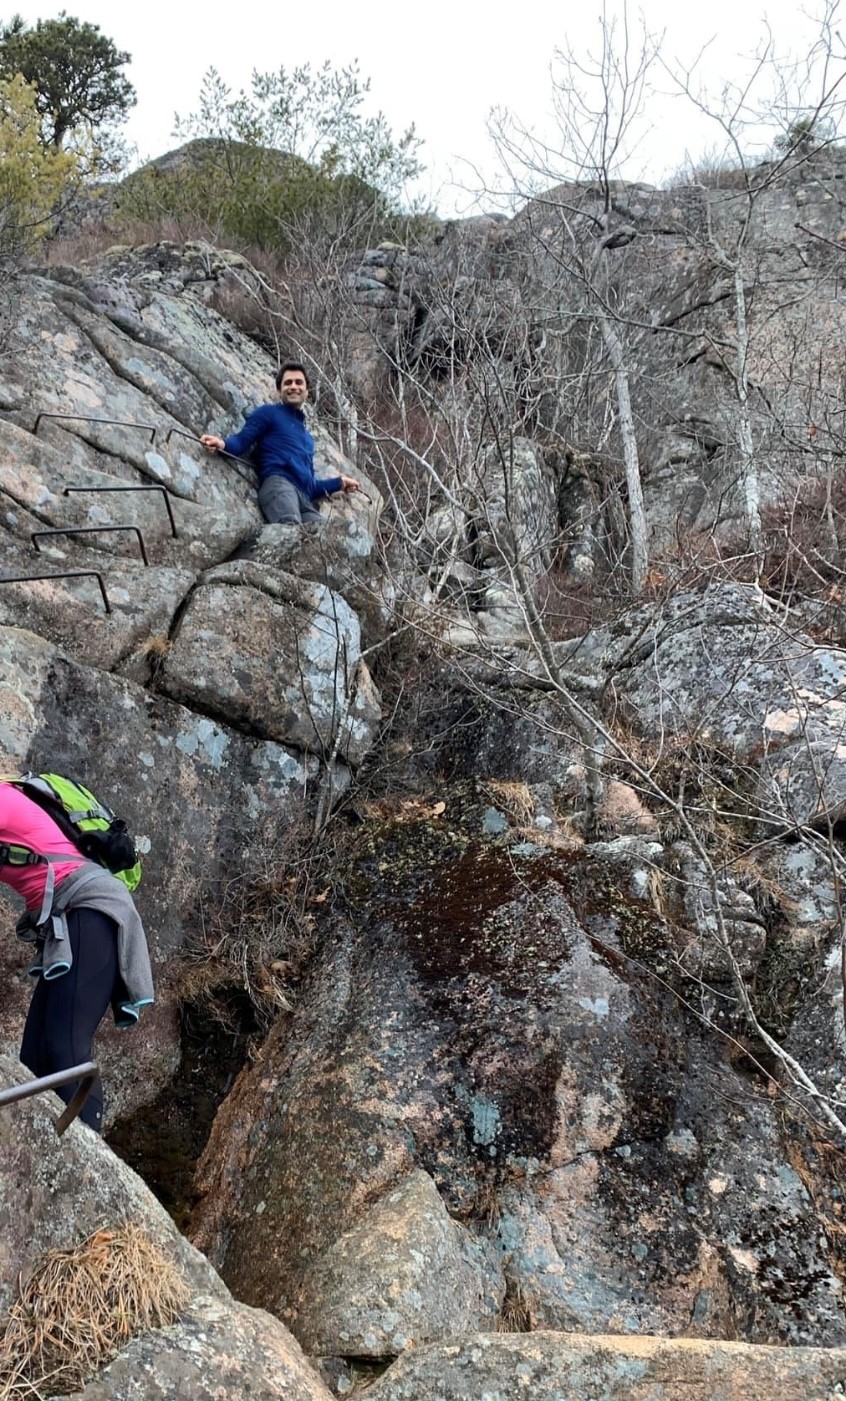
top-left (3, 152), bottom-right (846, 1396)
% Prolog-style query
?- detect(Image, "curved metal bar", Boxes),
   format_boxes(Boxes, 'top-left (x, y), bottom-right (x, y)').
top-left (0, 569), bottom-right (111, 613)
top-left (63, 484), bottom-right (178, 538)
top-left (34, 412), bottom-right (157, 442)
top-left (31, 525), bottom-right (149, 567)
top-left (165, 427), bottom-right (256, 482)
top-left (0, 1061), bottom-right (99, 1136)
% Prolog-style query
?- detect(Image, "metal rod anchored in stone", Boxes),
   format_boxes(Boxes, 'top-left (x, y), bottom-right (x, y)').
top-left (31, 525), bottom-right (150, 567)
top-left (64, 483), bottom-right (178, 538)
top-left (0, 1061), bottom-right (98, 1136)
top-left (164, 426), bottom-right (256, 479)
top-left (0, 569), bottom-right (112, 613)
top-left (33, 412), bottom-right (158, 442)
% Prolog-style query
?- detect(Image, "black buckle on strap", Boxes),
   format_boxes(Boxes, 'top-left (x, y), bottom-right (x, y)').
top-left (0, 844), bottom-right (42, 867)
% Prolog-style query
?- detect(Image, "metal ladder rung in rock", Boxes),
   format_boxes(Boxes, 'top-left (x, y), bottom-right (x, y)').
top-left (63, 484), bottom-right (179, 538)
top-left (2, 412), bottom-right (189, 612)
top-left (33, 412), bottom-right (158, 443)
top-left (165, 426), bottom-right (257, 486)
top-left (0, 569), bottom-right (112, 612)
top-left (31, 525), bottom-right (151, 566)
top-left (34, 412), bottom-right (181, 535)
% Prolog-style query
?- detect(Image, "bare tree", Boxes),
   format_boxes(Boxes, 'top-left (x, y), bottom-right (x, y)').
top-left (487, 1), bottom-right (659, 594)
top-left (663, 1), bottom-right (846, 572)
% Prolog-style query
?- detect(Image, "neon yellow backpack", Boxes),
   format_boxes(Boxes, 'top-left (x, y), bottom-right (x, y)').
top-left (8, 772), bottom-right (142, 892)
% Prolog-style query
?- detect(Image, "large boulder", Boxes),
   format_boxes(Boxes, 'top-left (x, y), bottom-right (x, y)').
top-left (293, 1169), bottom-right (503, 1357)
top-left (365, 1331), bottom-right (846, 1401)
top-left (160, 561), bottom-right (382, 766)
top-left (555, 583), bottom-right (846, 828)
top-left (192, 820), bottom-right (845, 1353)
top-left (46, 1295), bottom-right (333, 1401)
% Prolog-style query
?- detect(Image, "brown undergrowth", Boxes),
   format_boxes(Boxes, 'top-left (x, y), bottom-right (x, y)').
top-left (0, 1224), bottom-right (188, 1399)
top-left (177, 820), bottom-right (328, 1031)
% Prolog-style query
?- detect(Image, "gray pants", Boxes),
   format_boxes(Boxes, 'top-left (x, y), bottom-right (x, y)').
top-left (258, 475), bottom-right (322, 525)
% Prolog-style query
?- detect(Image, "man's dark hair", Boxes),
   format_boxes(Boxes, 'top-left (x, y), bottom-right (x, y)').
top-left (276, 361), bottom-right (310, 391)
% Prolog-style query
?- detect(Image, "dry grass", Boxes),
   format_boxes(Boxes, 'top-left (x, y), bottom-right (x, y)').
top-left (535, 569), bottom-right (617, 640)
top-left (497, 1275), bottom-right (532, 1333)
top-left (0, 1224), bottom-right (189, 1399)
top-left (483, 779), bottom-right (535, 827)
top-left (138, 634), bottom-right (171, 685)
top-left (178, 826), bottom-right (321, 1030)
top-left (139, 635), bottom-right (170, 656)
top-left (359, 794), bottom-right (448, 824)
top-left (730, 852), bottom-right (805, 919)
top-left (45, 216), bottom-right (214, 267)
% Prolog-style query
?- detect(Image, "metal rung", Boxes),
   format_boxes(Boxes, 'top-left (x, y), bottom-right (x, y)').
top-left (164, 426), bottom-right (201, 447)
top-left (0, 569), bottom-right (111, 613)
top-left (32, 525), bottom-right (149, 566)
top-left (165, 426), bottom-right (256, 484)
top-left (34, 413), bottom-right (157, 442)
top-left (0, 1061), bottom-right (99, 1136)
top-left (169, 426), bottom-right (252, 469)
top-left (63, 484), bottom-right (178, 538)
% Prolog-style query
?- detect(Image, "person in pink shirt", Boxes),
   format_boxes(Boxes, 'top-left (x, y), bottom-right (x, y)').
top-left (0, 780), bottom-right (152, 1132)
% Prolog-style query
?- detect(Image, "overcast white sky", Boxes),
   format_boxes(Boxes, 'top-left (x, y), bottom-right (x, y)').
top-left (7, 0), bottom-right (845, 213)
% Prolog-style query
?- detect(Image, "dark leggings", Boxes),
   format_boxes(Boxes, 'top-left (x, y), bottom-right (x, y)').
top-left (20, 907), bottom-right (118, 1133)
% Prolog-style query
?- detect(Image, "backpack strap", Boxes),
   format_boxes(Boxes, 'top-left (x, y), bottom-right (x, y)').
top-left (0, 844), bottom-right (86, 927)
top-left (15, 774), bottom-right (114, 832)
top-left (0, 842), bottom-right (43, 869)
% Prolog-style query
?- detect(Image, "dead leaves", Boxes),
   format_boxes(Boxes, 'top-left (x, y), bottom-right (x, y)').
top-left (361, 796), bottom-right (447, 824)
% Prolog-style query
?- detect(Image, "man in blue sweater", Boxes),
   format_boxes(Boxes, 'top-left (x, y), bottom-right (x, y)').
top-left (201, 362), bottom-right (360, 525)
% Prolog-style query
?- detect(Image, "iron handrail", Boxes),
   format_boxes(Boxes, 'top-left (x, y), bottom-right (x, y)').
top-left (0, 569), bottom-right (111, 613)
top-left (0, 1061), bottom-right (99, 1136)
top-left (63, 484), bottom-right (178, 538)
top-left (33, 413), bottom-right (157, 443)
top-left (31, 525), bottom-right (150, 567)
top-left (164, 426), bottom-right (257, 485)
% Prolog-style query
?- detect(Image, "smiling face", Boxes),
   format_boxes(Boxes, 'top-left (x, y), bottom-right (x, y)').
top-left (278, 368), bottom-right (309, 408)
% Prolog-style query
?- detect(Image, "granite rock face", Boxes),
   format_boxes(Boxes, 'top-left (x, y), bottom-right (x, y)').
top-left (161, 564), bottom-right (381, 766)
top-left (293, 1169), bottom-right (503, 1357)
top-left (4, 196), bottom-right (846, 1401)
top-left (365, 1331), bottom-right (846, 1401)
top-left (0, 246), bottom-right (380, 1117)
top-left (192, 827), bottom-right (845, 1353)
top-left (0, 250), bottom-right (382, 735)
top-left (47, 1295), bottom-right (333, 1401)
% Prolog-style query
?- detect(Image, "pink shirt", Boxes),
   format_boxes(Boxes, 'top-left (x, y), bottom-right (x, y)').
top-left (0, 783), bottom-right (85, 910)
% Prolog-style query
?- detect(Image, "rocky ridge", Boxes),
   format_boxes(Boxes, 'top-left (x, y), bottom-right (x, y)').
top-left (2, 179), bottom-right (846, 1396)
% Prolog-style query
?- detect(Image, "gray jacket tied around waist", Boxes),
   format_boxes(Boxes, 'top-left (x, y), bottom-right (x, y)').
top-left (16, 862), bottom-right (155, 1027)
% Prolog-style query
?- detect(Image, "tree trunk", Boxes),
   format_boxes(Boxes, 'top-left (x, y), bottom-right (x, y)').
top-left (599, 313), bottom-right (649, 594)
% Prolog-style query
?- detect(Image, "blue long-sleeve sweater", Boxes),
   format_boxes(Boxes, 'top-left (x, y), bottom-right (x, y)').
top-left (224, 402), bottom-right (343, 501)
